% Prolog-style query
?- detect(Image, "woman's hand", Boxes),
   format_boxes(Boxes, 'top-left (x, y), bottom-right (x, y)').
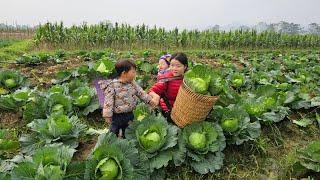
top-left (150, 97), bottom-right (159, 107)
top-left (149, 92), bottom-right (160, 108)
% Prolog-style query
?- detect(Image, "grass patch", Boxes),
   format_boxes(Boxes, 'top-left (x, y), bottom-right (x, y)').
top-left (0, 39), bottom-right (34, 62)
top-left (0, 39), bottom-right (22, 48)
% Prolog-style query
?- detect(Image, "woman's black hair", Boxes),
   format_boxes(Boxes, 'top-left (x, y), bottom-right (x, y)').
top-left (170, 52), bottom-right (188, 68)
top-left (110, 59), bottom-right (136, 79)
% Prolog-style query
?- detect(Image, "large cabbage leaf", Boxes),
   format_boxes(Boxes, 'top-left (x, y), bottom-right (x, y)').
top-left (174, 121), bottom-right (226, 174)
top-left (23, 91), bottom-right (47, 122)
top-left (11, 144), bottom-right (75, 179)
top-left (210, 104), bottom-right (261, 145)
top-left (85, 133), bottom-right (149, 180)
top-left (0, 88), bottom-right (31, 111)
top-left (70, 86), bottom-right (99, 116)
top-left (208, 72), bottom-right (226, 95)
top-left (125, 115), bottom-right (179, 176)
top-left (20, 112), bottom-right (87, 154)
top-left (243, 85), bottom-right (292, 123)
top-left (295, 140), bottom-right (320, 173)
top-left (93, 57), bottom-right (115, 77)
top-left (71, 87), bottom-right (94, 107)
top-left (0, 129), bottom-right (20, 152)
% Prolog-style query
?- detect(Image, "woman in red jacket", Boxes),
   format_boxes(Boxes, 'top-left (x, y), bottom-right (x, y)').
top-left (149, 52), bottom-right (188, 122)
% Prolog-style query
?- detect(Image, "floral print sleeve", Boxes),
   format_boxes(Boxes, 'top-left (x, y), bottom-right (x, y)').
top-left (132, 81), bottom-right (152, 104)
top-left (102, 83), bottom-right (115, 118)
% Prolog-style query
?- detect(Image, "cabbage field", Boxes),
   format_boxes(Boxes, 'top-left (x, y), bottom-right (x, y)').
top-left (1, 30), bottom-right (320, 179)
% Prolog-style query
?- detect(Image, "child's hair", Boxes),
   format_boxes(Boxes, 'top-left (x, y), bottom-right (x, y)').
top-left (170, 52), bottom-right (188, 68)
top-left (111, 59), bottom-right (136, 78)
top-left (159, 54), bottom-right (171, 65)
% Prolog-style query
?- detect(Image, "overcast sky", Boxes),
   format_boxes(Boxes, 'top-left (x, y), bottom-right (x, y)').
top-left (1, 0), bottom-right (319, 29)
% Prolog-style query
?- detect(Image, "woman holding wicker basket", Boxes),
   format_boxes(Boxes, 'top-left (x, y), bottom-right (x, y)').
top-left (149, 52), bottom-right (219, 128)
top-left (149, 52), bottom-right (188, 123)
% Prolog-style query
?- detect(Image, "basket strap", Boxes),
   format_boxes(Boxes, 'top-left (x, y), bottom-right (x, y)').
top-left (159, 76), bottom-right (183, 83)
top-left (159, 76), bottom-right (183, 112)
top-left (161, 93), bottom-right (172, 112)
top-left (160, 80), bottom-right (173, 112)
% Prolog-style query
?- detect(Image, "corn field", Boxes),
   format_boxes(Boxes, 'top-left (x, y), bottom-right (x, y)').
top-left (34, 22), bottom-right (320, 50)
top-left (0, 24), bottom-right (35, 40)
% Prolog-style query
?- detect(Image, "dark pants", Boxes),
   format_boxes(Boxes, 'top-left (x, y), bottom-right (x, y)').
top-left (161, 110), bottom-right (174, 124)
top-left (110, 112), bottom-right (134, 138)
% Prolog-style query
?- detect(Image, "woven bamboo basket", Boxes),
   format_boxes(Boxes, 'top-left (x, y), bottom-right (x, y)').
top-left (171, 80), bottom-right (219, 128)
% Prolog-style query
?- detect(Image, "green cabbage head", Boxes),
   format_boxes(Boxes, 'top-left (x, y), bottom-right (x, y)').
top-left (188, 132), bottom-right (207, 149)
top-left (71, 87), bottom-right (94, 107)
top-left (221, 118), bottom-right (239, 133)
top-left (139, 130), bottom-right (161, 150)
top-left (188, 78), bottom-right (209, 94)
top-left (4, 78), bottom-right (16, 88)
top-left (48, 113), bottom-right (73, 136)
top-left (0, 70), bottom-right (25, 89)
top-left (184, 65), bottom-right (212, 94)
top-left (96, 158), bottom-right (119, 180)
